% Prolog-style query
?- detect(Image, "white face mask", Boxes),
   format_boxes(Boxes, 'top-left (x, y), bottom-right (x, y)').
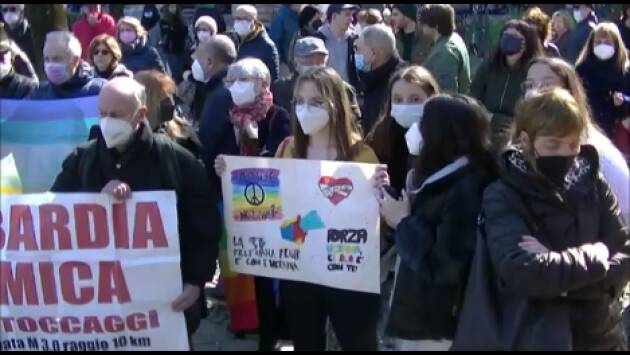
top-left (197, 30), bottom-right (212, 43)
top-left (99, 117), bottom-right (135, 149)
top-left (191, 59), bottom-right (207, 82)
top-left (405, 122), bottom-right (423, 156)
top-left (573, 9), bottom-right (583, 23)
top-left (229, 81), bottom-right (257, 106)
top-left (234, 20), bottom-right (253, 37)
top-left (593, 43), bottom-right (615, 61)
top-left (3, 12), bottom-right (20, 25)
top-left (390, 103), bottom-right (424, 129)
top-left (296, 104), bottom-right (330, 135)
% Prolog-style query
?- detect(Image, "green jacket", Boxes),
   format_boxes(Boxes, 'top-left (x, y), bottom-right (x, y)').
top-left (470, 59), bottom-right (529, 150)
top-left (423, 33), bottom-right (471, 94)
top-left (395, 29), bottom-right (433, 66)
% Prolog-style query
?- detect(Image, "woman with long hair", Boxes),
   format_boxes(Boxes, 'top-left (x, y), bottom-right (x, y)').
top-left (470, 19), bottom-right (544, 150)
top-left (274, 67), bottom-right (384, 350)
top-left (576, 22), bottom-right (630, 137)
top-left (381, 94), bottom-right (497, 350)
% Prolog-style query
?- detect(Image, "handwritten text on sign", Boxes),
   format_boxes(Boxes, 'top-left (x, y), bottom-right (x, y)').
top-left (221, 156), bottom-right (380, 294)
top-left (0, 192), bottom-right (189, 351)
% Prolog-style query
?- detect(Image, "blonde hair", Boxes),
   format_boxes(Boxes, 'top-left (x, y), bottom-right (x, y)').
top-left (552, 10), bottom-right (575, 33)
top-left (576, 22), bottom-right (629, 71)
top-left (117, 16), bottom-right (147, 38)
top-left (512, 88), bottom-right (588, 166)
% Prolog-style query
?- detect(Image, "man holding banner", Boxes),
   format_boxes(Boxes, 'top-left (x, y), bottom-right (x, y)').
top-left (50, 77), bottom-right (220, 341)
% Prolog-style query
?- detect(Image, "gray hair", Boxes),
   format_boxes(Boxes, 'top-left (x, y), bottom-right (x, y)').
top-left (235, 5), bottom-right (258, 19)
top-left (226, 57), bottom-right (271, 87)
top-left (45, 31), bottom-right (82, 58)
top-left (195, 16), bottom-right (218, 35)
top-left (199, 34), bottom-right (237, 65)
top-left (360, 24), bottom-right (396, 56)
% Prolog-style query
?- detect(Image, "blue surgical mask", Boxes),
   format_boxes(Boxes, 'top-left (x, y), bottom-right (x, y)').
top-left (354, 54), bottom-right (370, 72)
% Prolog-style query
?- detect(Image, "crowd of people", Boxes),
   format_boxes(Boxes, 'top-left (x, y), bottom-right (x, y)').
top-left (1, 3), bottom-right (630, 351)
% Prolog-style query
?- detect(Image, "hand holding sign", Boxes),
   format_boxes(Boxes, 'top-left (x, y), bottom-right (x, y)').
top-left (214, 155), bottom-right (227, 177)
top-left (379, 189), bottom-right (410, 229)
top-left (102, 179), bottom-right (132, 200)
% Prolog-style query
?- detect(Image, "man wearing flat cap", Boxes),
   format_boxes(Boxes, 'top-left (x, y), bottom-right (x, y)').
top-left (271, 36), bottom-right (362, 122)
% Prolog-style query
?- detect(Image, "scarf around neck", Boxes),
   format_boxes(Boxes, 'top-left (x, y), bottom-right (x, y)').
top-left (229, 88), bottom-right (274, 127)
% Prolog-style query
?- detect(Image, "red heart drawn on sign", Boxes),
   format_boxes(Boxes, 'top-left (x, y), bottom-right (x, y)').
top-left (319, 177), bottom-right (354, 205)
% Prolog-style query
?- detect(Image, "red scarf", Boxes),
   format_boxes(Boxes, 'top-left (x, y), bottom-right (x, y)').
top-left (229, 89), bottom-right (274, 156)
top-left (229, 89), bottom-right (274, 127)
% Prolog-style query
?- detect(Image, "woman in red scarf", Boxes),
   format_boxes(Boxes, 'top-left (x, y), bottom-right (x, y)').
top-left (216, 57), bottom-right (292, 350)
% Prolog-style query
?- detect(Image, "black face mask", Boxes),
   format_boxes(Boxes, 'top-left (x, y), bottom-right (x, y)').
top-left (535, 155), bottom-right (576, 187)
top-left (159, 96), bottom-right (175, 124)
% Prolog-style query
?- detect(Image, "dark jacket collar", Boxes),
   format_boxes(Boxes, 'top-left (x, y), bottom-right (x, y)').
top-left (499, 144), bottom-right (600, 202)
top-left (5, 17), bottom-right (29, 37)
top-left (360, 55), bottom-right (405, 90)
top-left (205, 66), bottom-right (229, 91)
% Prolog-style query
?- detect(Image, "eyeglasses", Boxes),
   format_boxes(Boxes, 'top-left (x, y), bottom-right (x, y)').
top-left (93, 49), bottom-right (111, 56)
top-left (1, 7), bottom-right (18, 13)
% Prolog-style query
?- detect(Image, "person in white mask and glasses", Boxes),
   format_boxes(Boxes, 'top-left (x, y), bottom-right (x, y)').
top-left (231, 5), bottom-right (280, 82)
top-left (378, 94), bottom-right (497, 351)
top-left (51, 76), bottom-right (220, 348)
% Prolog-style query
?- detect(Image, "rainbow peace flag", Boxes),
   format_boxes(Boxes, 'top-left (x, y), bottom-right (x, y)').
top-left (0, 97), bottom-right (98, 193)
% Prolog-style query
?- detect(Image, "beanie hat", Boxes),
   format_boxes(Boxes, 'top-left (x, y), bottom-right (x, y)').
top-left (393, 4), bottom-right (418, 21)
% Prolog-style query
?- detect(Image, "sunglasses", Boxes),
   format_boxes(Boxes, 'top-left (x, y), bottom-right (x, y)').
top-left (1, 7), bottom-right (18, 13)
top-left (93, 49), bottom-right (111, 56)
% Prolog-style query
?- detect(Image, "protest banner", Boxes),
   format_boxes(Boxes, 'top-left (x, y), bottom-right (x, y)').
top-left (0, 97), bottom-right (98, 193)
top-left (0, 191), bottom-right (189, 351)
top-left (221, 156), bottom-right (381, 294)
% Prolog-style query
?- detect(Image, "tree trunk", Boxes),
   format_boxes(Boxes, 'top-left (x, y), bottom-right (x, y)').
top-left (24, 4), bottom-right (68, 79)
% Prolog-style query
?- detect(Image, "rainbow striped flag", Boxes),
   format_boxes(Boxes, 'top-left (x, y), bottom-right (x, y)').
top-left (0, 97), bottom-right (98, 193)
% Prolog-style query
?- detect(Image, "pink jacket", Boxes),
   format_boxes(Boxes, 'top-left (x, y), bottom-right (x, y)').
top-left (71, 13), bottom-right (117, 59)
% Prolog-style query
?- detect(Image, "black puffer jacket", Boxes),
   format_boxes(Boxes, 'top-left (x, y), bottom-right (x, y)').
top-left (482, 145), bottom-right (630, 351)
top-left (0, 70), bottom-right (38, 99)
top-left (51, 122), bottom-right (220, 288)
top-left (386, 159), bottom-right (492, 340)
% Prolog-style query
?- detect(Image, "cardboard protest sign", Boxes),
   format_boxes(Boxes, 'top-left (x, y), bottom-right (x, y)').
top-left (0, 191), bottom-right (189, 351)
top-left (221, 156), bottom-right (381, 294)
